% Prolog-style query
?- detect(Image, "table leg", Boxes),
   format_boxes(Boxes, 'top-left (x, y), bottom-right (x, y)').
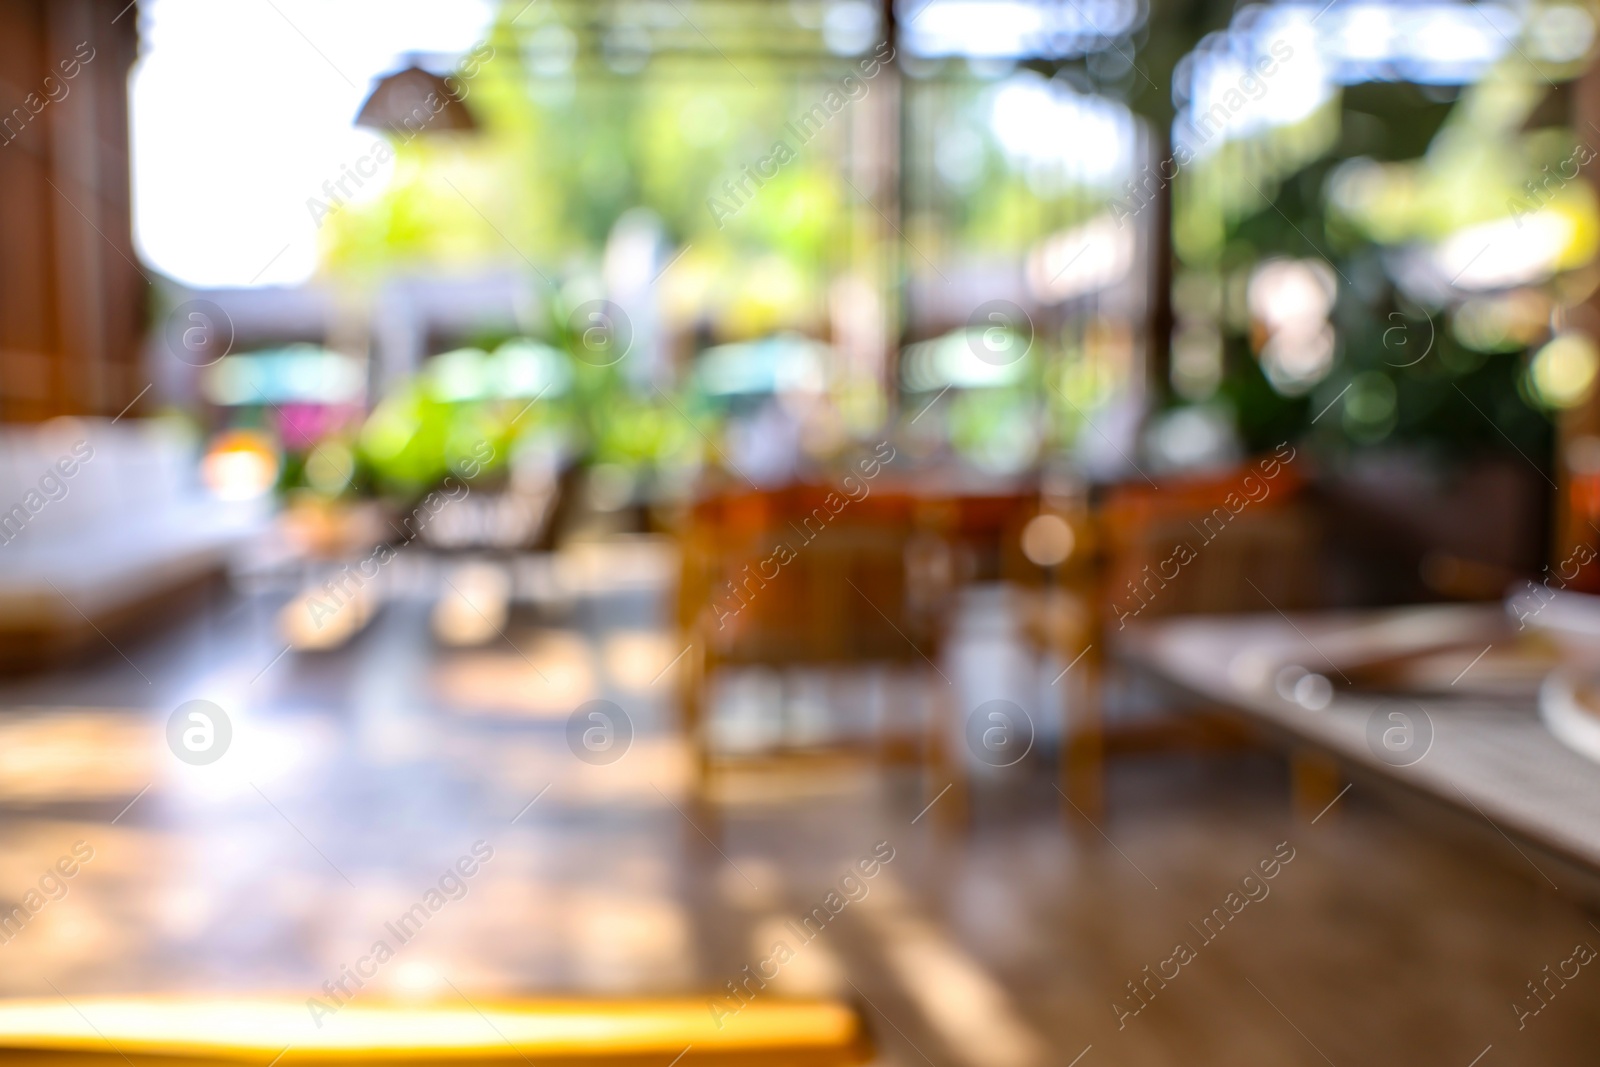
top-left (1290, 747), bottom-right (1343, 823)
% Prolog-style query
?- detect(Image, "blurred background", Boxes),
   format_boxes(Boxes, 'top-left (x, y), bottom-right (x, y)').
top-left (5, 0), bottom-right (1600, 1062)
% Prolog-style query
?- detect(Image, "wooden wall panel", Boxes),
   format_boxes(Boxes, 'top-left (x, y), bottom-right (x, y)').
top-left (0, 0), bottom-right (143, 422)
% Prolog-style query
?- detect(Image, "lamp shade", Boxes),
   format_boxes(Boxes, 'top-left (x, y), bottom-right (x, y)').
top-left (355, 65), bottom-right (477, 135)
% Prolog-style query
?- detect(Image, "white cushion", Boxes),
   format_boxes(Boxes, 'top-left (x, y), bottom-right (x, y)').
top-left (0, 419), bottom-right (268, 626)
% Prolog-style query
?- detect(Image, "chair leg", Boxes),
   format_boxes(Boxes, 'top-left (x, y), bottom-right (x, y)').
top-left (926, 671), bottom-right (968, 830)
top-left (879, 667), bottom-right (922, 767)
top-left (1062, 652), bottom-right (1105, 828)
top-left (678, 631), bottom-right (712, 803)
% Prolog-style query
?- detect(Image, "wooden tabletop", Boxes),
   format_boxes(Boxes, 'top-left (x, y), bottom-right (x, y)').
top-left (1120, 606), bottom-right (1600, 877)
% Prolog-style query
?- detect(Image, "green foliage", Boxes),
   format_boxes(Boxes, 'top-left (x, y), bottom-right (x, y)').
top-left (1183, 66), bottom-right (1564, 474)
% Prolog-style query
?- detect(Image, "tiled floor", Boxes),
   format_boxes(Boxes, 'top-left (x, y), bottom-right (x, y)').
top-left (1, 559), bottom-right (1598, 1066)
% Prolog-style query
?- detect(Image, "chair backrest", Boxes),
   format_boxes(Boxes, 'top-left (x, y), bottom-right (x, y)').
top-left (1100, 459), bottom-right (1319, 624)
top-left (680, 484), bottom-right (952, 667)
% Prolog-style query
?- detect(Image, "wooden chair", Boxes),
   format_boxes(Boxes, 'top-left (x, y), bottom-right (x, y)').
top-left (676, 483), bottom-right (958, 799)
top-left (1016, 459), bottom-right (1321, 822)
top-left (0, 996), bottom-right (871, 1067)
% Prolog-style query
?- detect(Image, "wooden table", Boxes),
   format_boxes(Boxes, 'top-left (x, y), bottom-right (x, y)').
top-left (1120, 606), bottom-right (1600, 884)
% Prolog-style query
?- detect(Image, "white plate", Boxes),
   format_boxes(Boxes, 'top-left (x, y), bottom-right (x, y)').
top-left (1539, 669), bottom-right (1600, 766)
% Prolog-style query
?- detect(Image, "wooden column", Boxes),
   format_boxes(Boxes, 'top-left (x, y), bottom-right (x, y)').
top-left (1542, 55), bottom-right (1600, 588)
top-left (0, 0), bottom-right (143, 422)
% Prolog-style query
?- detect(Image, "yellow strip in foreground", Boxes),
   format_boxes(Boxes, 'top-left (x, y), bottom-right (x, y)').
top-left (0, 998), bottom-right (870, 1067)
